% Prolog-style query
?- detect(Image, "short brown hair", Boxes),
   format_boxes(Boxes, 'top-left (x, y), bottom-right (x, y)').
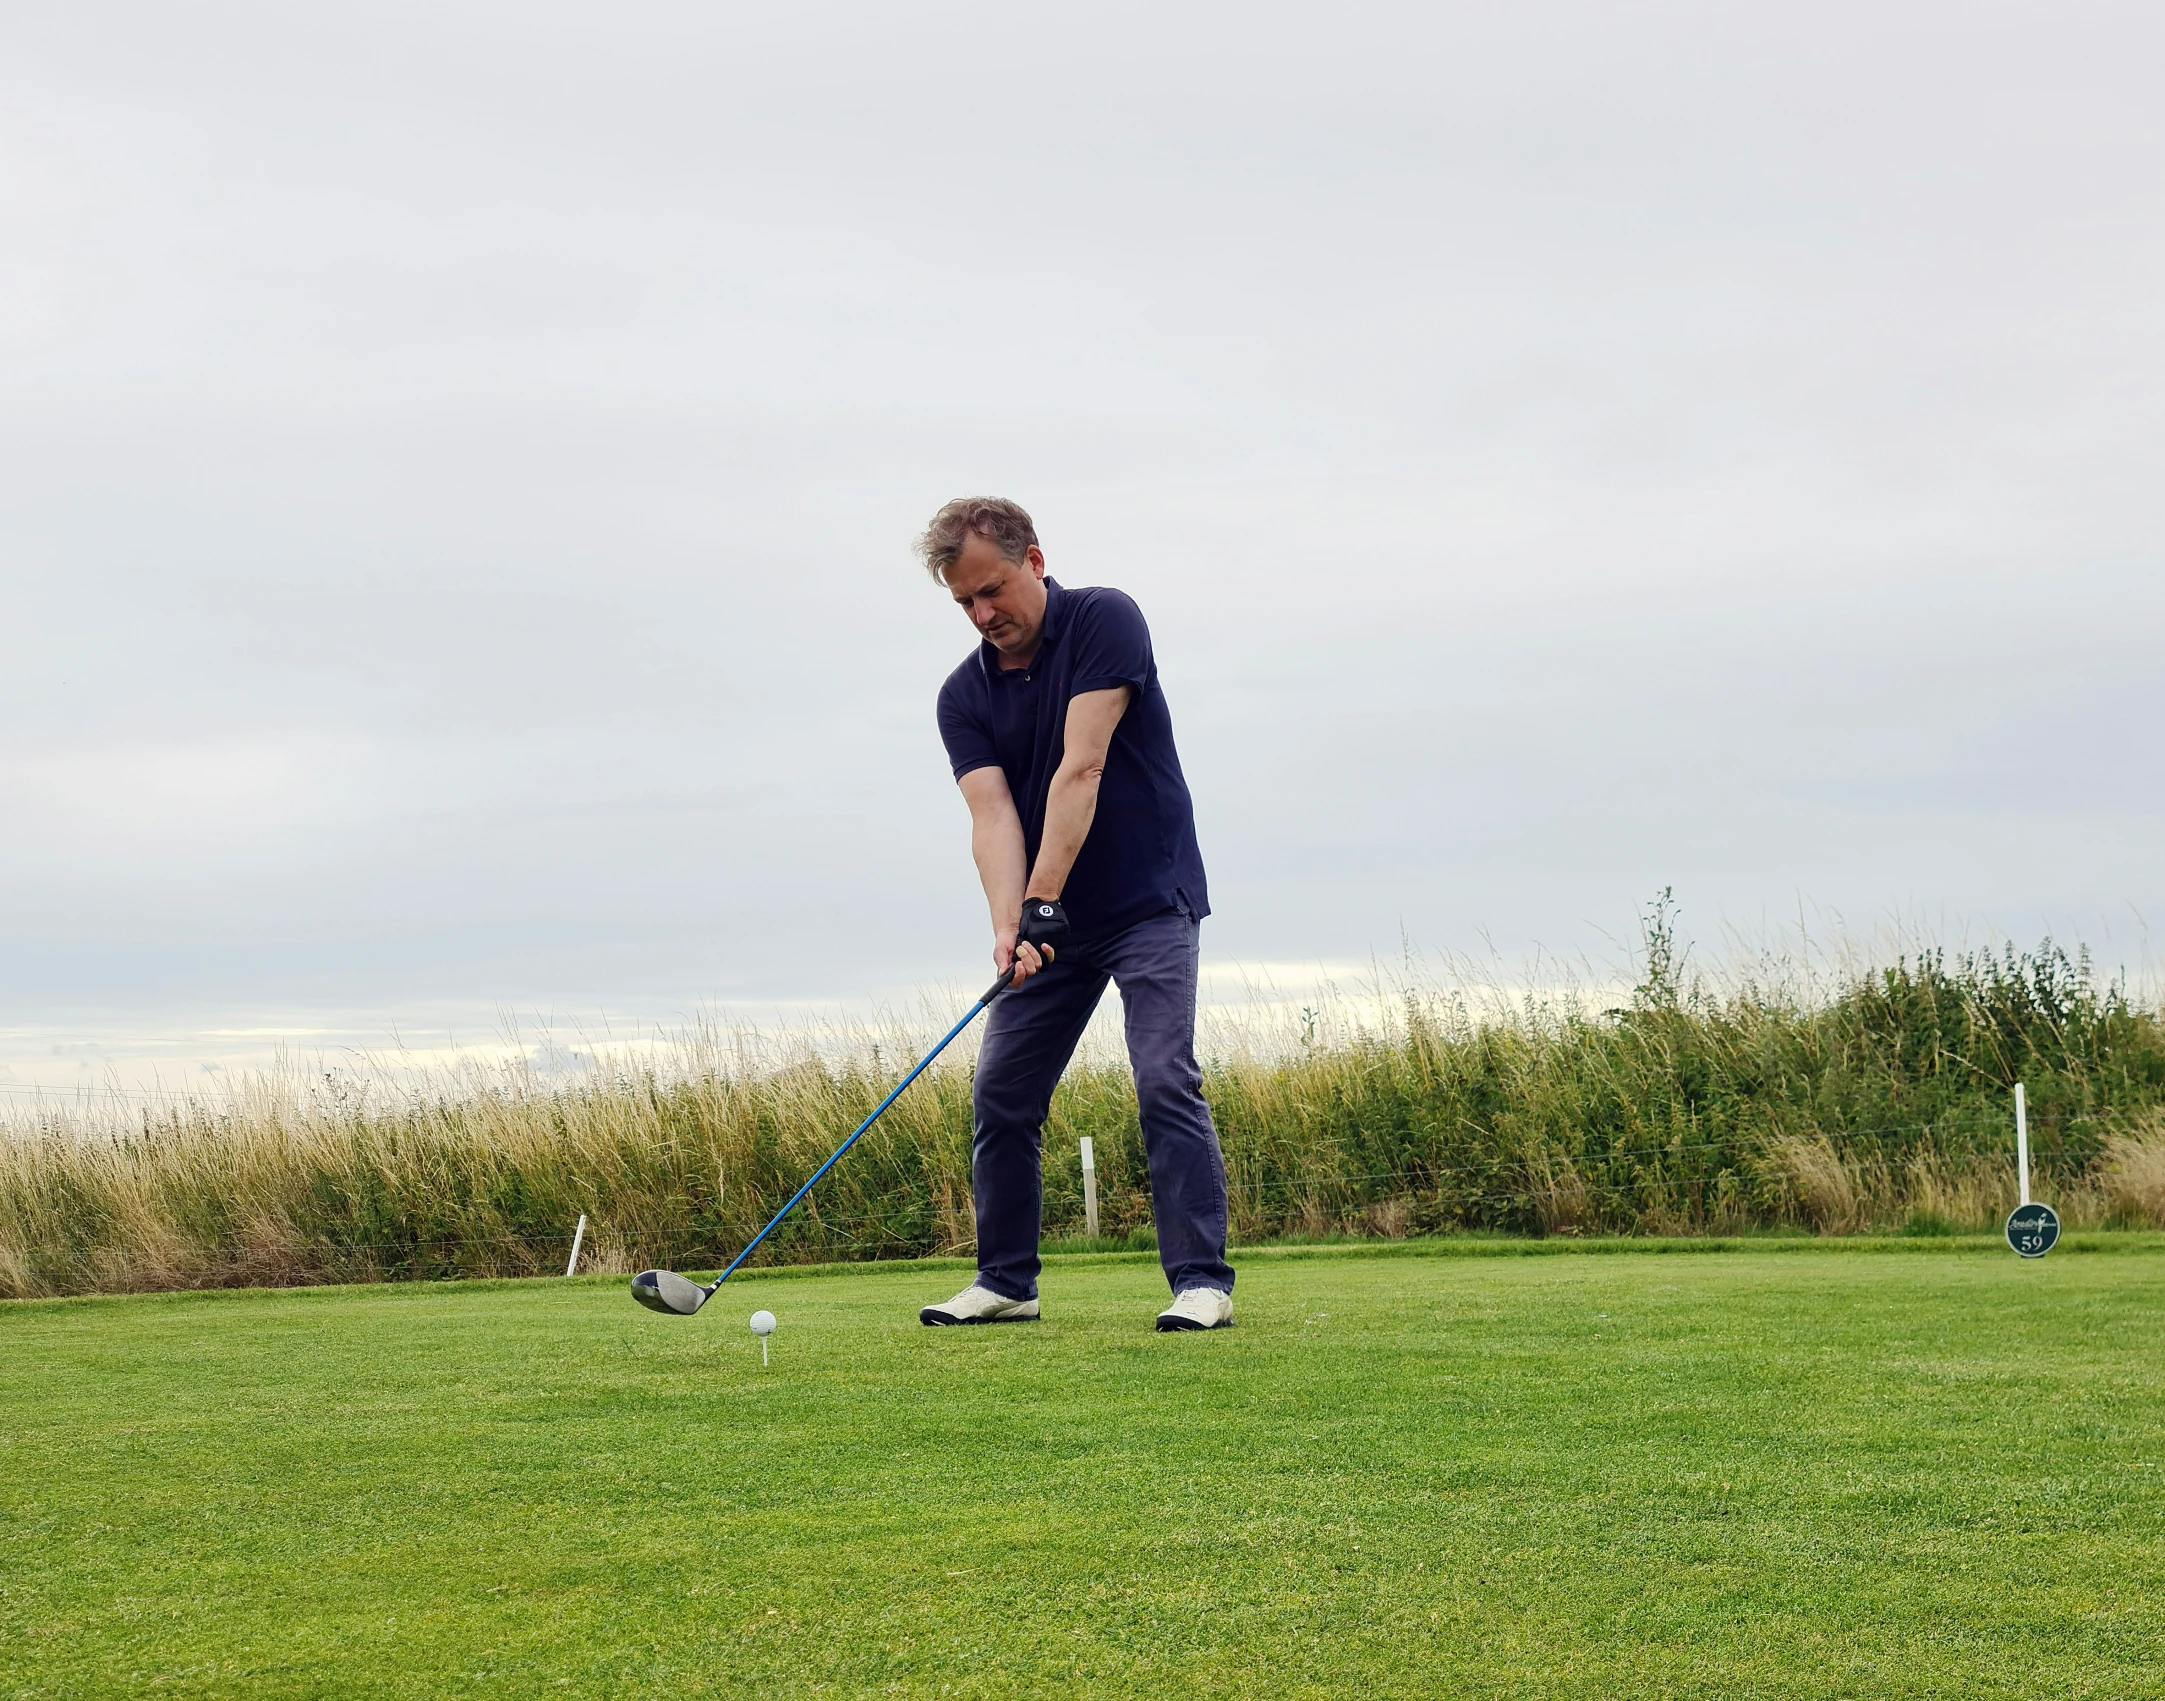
top-left (917, 496), bottom-right (1037, 580)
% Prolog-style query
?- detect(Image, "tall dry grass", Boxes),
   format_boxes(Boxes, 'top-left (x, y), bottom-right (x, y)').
top-left (6, 910), bottom-right (2165, 1297)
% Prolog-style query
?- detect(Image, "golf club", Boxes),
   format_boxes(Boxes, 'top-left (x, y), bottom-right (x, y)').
top-left (630, 966), bottom-right (1017, 1315)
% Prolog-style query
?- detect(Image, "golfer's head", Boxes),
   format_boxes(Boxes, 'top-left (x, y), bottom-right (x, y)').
top-left (920, 496), bottom-right (1047, 656)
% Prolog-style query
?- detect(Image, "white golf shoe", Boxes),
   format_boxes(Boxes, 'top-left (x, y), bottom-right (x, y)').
top-left (1155, 1287), bottom-right (1234, 1331)
top-left (919, 1284), bottom-right (1040, 1326)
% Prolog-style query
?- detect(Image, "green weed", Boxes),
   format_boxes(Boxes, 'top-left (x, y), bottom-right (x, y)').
top-left (5, 905), bottom-right (2165, 1297)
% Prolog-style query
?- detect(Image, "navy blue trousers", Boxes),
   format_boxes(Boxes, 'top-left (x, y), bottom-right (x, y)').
top-left (972, 906), bottom-right (1235, 1300)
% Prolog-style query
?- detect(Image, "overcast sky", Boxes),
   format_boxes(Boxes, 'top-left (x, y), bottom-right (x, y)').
top-left (4, 1), bottom-right (2161, 1083)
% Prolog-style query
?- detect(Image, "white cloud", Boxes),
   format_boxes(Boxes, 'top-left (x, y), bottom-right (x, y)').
top-left (4, 736), bottom-right (391, 841)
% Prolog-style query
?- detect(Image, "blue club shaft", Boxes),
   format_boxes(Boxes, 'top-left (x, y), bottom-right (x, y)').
top-left (706, 970), bottom-right (1014, 1291)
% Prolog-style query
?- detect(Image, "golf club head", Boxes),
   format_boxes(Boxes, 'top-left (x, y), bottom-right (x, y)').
top-left (630, 1268), bottom-right (710, 1315)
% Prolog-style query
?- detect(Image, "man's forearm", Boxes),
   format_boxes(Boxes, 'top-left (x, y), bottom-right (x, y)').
top-left (972, 812), bottom-right (1029, 932)
top-left (1025, 763), bottom-right (1103, 901)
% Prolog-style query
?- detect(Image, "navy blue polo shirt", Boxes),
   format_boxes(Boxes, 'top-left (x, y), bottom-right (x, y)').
top-left (936, 578), bottom-right (1209, 943)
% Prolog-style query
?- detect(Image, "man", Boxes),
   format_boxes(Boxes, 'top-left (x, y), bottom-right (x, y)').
top-left (915, 496), bottom-right (1236, 1332)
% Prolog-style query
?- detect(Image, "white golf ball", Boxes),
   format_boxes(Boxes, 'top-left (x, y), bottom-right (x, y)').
top-left (748, 1309), bottom-right (777, 1336)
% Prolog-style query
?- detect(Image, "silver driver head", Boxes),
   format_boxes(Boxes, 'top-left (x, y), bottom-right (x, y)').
top-left (630, 1268), bottom-right (710, 1314)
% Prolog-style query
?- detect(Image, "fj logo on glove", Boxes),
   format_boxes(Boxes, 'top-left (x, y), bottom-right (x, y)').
top-left (1017, 897), bottom-right (1070, 951)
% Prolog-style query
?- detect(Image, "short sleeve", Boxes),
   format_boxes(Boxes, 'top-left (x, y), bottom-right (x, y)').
top-left (936, 668), bottom-right (1000, 781)
top-left (1067, 590), bottom-right (1151, 697)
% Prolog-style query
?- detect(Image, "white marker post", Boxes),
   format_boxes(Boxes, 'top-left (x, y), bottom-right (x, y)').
top-left (2015, 1083), bottom-right (2031, 1206)
top-left (1080, 1137), bottom-right (1100, 1240)
top-left (565, 1213), bottom-right (588, 1277)
top-left (2005, 1082), bottom-right (2059, 1257)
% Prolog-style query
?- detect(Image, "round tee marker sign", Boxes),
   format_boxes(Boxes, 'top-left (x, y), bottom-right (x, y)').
top-left (2006, 1202), bottom-right (2059, 1259)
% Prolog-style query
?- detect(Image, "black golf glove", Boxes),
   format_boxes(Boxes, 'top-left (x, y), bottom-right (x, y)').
top-left (1017, 897), bottom-right (1070, 955)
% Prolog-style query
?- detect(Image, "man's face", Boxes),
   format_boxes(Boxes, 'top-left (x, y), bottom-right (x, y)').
top-left (944, 533), bottom-right (1049, 659)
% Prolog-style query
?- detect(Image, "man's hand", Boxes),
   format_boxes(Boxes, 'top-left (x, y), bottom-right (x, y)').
top-left (993, 925), bottom-right (1053, 984)
top-left (994, 896), bottom-right (1067, 986)
top-left (1018, 897), bottom-right (1069, 955)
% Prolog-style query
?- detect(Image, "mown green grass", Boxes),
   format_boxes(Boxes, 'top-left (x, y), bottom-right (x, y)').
top-left (5, 1240), bottom-right (2164, 1698)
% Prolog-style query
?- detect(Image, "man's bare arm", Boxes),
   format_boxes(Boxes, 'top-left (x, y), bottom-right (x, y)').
top-left (1025, 686), bottom-right (1131, 901)
top-left (956, 766), bottom-right (1051, 982)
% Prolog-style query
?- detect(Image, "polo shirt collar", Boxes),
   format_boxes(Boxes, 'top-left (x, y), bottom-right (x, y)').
top-left (976, 576), bottom-right (1065, 677)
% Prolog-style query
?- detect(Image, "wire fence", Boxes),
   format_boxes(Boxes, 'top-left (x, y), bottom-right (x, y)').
top-left (204, 1112), bottom-right (2120, 1280)
top-left (11, 1006), bottom-right (2157, 1296)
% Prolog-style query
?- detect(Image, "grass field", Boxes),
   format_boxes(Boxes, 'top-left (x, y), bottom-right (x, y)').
top-left (6, 1239), bottom-right (2164, 1698)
